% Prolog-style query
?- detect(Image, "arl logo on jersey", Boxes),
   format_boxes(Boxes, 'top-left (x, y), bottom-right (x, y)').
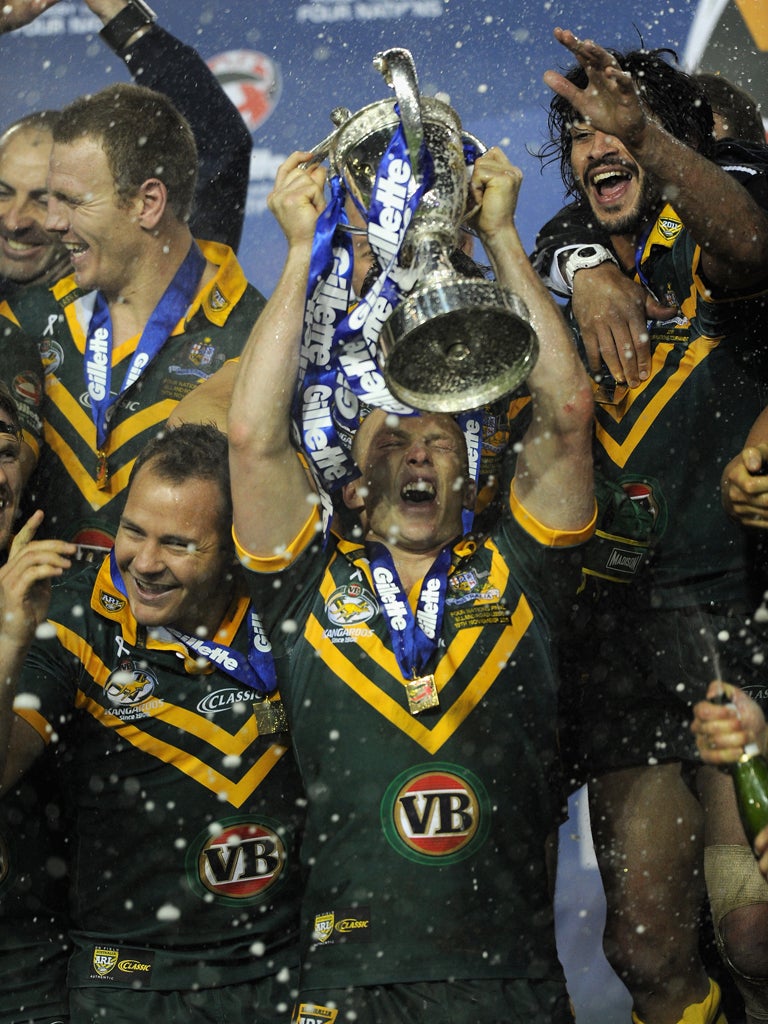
top-left (381, 764), bottom-right (490, 866)
top-left (292, 1003), bottom-right (338, 1024)
top-left (192, 819), bottom-right (287, 901)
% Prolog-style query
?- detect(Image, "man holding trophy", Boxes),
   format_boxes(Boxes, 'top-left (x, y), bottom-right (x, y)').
top-left (227, 48), bottom-right (596, 1024)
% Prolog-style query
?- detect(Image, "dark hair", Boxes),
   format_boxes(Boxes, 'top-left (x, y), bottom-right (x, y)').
top-left (52, 83), bottom-right (197, 221)
top-left (695, 72), bottom-right (764, 144)
top-left (541, 48), bottom-right (716, 199)
top-left (128, 423), bottom-right (232, 532)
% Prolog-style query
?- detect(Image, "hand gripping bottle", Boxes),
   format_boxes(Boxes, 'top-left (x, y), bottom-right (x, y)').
top-left (731, 742), bottom-right (768, 844)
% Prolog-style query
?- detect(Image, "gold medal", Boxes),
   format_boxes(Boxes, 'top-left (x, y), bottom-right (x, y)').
top-left (95, 449), bottom-right (109, 490)
top-left (405, 674), bottom-right (439, 715)
top-left (594, 381), bottom-right (628, 407)
top-left (254, 697), bottom-right (288, 735)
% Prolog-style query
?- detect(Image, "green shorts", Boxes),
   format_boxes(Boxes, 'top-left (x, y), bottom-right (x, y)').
top-left (291, 977), bottom-right (572, 1024)
top-left (558, 594), bottom-right (768, 789)
top-left (69, 973), bottom-right (295, 1024)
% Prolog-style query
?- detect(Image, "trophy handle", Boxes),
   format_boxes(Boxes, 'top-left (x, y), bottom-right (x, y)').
top-left (300, 107), bottom-right (353, 170)
top-left (373, 48), bottom-right (424, 179)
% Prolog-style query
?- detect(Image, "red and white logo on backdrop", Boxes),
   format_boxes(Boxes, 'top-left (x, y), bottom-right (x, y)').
top-left (207, 50), bottom-right (282, 133)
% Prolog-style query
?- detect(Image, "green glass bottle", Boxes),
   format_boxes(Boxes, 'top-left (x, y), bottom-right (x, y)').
top-left (731, 742), bottom-right (768, 845)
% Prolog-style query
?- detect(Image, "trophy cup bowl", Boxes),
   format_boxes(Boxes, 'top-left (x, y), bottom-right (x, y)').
top-left (307, 48), bottom-right (540, 414)
top-left (378, 271), bottom-right (539, 413)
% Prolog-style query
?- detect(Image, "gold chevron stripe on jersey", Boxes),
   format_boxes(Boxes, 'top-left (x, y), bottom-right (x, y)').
top-left (44, 362), bottom-right (178, 505)
top-left (53, 624), bottom-right (288, 804)
top-left (305, 592), bottom-right (533, 754)
top-left (594, 333), bottom-right (721, 468)
top-left (75, 692), bottom-right (289, 808)
top-left (734, 0), bottom-right (768, 47)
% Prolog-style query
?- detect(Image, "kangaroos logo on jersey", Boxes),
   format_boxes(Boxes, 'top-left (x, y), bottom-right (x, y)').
top-left (187, 817), bottom-right (287, 904)
top-left (104, 661), bottom-right (158, 707)
top-left (381, 763), bottom-right (490, 865)
top-left (325, 583), bottom-right (377, 626)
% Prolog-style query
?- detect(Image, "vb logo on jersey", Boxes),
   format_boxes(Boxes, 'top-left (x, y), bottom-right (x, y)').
top-left (381, 763), bottom-right (490, 865)
top-left (187, 817), bottom-right (287, 904)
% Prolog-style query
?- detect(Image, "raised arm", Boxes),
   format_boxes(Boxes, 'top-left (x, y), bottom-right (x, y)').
top-left (0, 0), bottom-right (58, 33)
top-left (228, 152), bottom-right (326, 558)
top-left (469, 148), bottom-right (595, 530)
top-left (531, 205), bottom-right (675, 387)
top-left (0, 511), bottom-right (74, 793)
top-left (544, 29), bottom-right (768, 290)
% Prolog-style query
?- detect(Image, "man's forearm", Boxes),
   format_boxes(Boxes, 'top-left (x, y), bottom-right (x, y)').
top-left (628, 120), bottom-right (768, 287)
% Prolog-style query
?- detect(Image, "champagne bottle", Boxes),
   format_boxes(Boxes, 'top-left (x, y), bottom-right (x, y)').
top-left (731, 742), bottom-right (768, 845)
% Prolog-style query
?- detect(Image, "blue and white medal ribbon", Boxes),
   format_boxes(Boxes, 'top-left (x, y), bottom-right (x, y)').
top-left (85, 242), bottom-right (206, 486)
top-left (108, 551), bottom-right (278, 697)
top-left (367, 541), bottom-right (451, 714)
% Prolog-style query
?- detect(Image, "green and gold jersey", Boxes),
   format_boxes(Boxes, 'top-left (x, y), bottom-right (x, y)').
top-left (0, 314), bottom-right (44, 460)
top-left (583, 203), bottom-right (768, 608)
top-left (0, 241), bottom-right (264, 547)
top-left (0, 751), bottom-right (71, 1023)
top-left (14, 558), bottom-right (304, 992)
top-left (240, 488), bottom-right (594, 992)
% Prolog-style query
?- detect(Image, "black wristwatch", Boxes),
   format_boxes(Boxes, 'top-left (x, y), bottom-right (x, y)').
top-left (100, 0), bottom-right (157, 54)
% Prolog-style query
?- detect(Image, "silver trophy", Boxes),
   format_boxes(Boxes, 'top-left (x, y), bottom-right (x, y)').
top-left (307, 47), bottom-right (538, 413)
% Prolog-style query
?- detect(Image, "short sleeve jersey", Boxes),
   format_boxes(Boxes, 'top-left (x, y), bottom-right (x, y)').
top-left (14, 558), bottom-right (304, 992)
top-left (240, 492), bottom-right (593, 992)
top-left (582, 178), bottom-right (768, 607)
top-left (0, 240), bottom-right (264, 547)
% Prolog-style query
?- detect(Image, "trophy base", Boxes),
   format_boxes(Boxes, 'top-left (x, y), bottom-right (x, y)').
top-left (380, 278), bottom-right (539, 413)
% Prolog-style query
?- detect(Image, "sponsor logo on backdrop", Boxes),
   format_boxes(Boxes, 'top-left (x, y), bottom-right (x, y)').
top-left (18, 2), bottom-right (100, 36)
top-left (207, 50), bottom-right (282, 133)
top-left (295, 0), bottom-right (442, 22)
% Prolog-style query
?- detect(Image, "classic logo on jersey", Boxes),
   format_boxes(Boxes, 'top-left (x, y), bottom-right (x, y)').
top-left (381, 763), bottom-right (490, 865)
top-left (89, 945), bottom-right (155, 984)
top-left (197, 687), bottom-right (259, 715)
top-left (292, 1004), bottom-right (338, 1024)
top-left (188, 817), bottom-right (287, 903)
top-left (104, 660), bottom-right (159, 720)
top-left (207, 50), bottom-right (282, 133)
top-left (310, 907), bottom-right (371, 948)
